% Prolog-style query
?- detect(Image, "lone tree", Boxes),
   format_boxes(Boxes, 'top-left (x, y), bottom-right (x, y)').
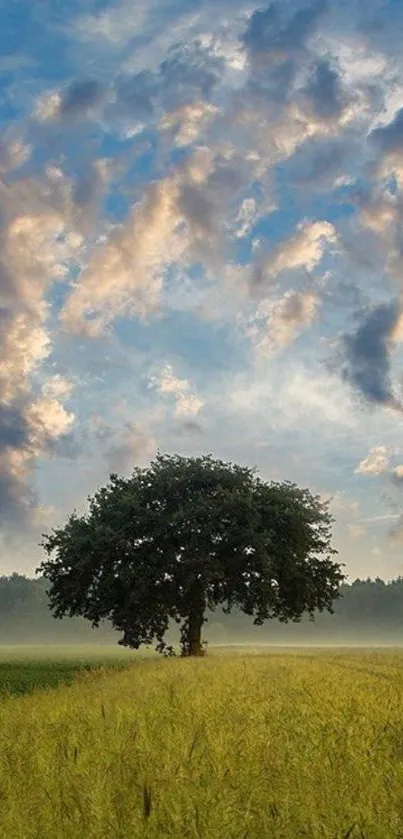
top-left (37, 453), bottom-right (345, 656)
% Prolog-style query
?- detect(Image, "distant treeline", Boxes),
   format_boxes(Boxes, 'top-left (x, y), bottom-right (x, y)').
top-left (0, 574), bottom-right (403, 645)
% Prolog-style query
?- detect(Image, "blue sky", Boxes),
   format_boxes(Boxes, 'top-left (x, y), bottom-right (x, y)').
top-left (2, 0), bottom-right (403, 579)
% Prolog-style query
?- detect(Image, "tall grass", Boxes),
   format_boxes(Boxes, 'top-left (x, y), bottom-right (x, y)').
top-left (1, 650), bottom-right (403, 837)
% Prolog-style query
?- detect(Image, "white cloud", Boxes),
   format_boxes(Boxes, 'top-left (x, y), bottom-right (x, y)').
top-left (148, 363), bottom-right (204, 418)
top-left (225, 361), bottom-right (355, 431)
top-left (235, 197), bottom-right (258, 238)
top-left (355, 445), bottom-right (392, 475)
top-left (263, 220), bottom-right (337, 279)
top-left (60, 174), bottom-right (184, 335)
top-left (35, 91), bottom-right (62, 121)
top-left (0, 173), bottom-right (81, 529)
top-left (244, 290), bottom-right (320, 356)
top-left (0, 138), bottom-right (31, 173)
top-left (160, 102), bottom-right (220, 146)
top-left (41, 375), bottom-right (74, 400)
top-left (175, 392), bottom-right (204, 418)
top-left (23, 398), bottom-right (75, 444)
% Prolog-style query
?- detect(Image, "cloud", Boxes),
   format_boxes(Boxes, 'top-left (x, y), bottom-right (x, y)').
top-left (358, 189), bottom-right (400, 237)
top-left (60, 174), bottom-right (184, 335)
top-left (225, 359), bottom-right (355, 431)
top-left (36, 79), bottom-right (106, 123)
top-left (160, 101), bottom-right (219, 147)
top-left (286, 134), bottom-right (355, 190)
top-left (0, 138), bottom-right (31, 174)
top-left (113, 69), bottom-right (157, 120)
top-left (111, 36), bottom-right (225, 131)
top-left (41, 375), bottom-right (74, 400)
top-left (0, 394), bottom-right (75, 529)
top-left (353, 186), bottom-right (403, 284)
top-left (23, 398), bottom-right (75, 445)
top-left (367, 107), bottom-right (403, 191)
top-left (235, 197), bottom-right (258, 238)
top-left (244, 289), bottom-right (320, 355)
top-left (148, 363), bottom-right (204, 418)
top-left (0, 172), bottom-right (80, 530)
top-left (241, 1), bottom-right (326, 66)
top-left (159, 40), bottom-right (225, 109)
top-left (60, 142), bottom-right (274, 334)
top-left (300, 57), bottom-right (348, 120)
top-left (251, 220), bottom-right (337, 291)
top-left (6, 0), bottom-right (403, 578)
top-left (35, 92), bottom-right (63, 122)
top-left (340, 300), bottom-right (403, 411)
top-left (355, 445), bottom-right (392, 475)
top-left (59, 80), bottom-right (105, 119)
top-left (181, 419), bottom-right (204, 434)
top-left (370, 107), bottom-right (403, 157)
top-left (360, 514), bottom-right (400, 524)
top-left (105, 422), bottom-right (157, 474)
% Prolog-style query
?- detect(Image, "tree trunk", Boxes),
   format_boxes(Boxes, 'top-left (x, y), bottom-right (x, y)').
top-left (182, 609), bottom-right (205, 656)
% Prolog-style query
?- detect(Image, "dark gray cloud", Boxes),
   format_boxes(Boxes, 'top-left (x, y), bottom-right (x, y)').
top-left (389, 471), bottom-right (403, 489)
top-left (71, 161), bottom-right (108, 234)
top-left (241, 1), bottom-right (326, 59)
top-left (114, 70), bottom-right (157, 119)
top-left (340, 300), bottom-right (403, 410)
top-left (0, 404), bottom-right (28, 452)
top-left (0, 403), bottom-right (33, 527)
top-left (240, 1), bottom-right (327, 110)
top-left (59, 79), bottom-right (105, 119)
top-left (302, 57), bottom-right (346, 119)
top-left (286, 135), bottom-right (352, 188)
top-left (177, 152), bottom-right (248, 255)
top-left (0, 474), bottom-right (35, 531)
top-left (369, 107), bottom-right (403, 155)
top-left (180, 184), bottom-right (216, 236)
top-left (73, 168), bottom-right (101, 209)
top-left (160, 40), bottom-right (225, 107)
top-left (114, 39), bottom-right (225, 122)
top-left (246, 57), bottom-right (296, 104)
top-left (181, 419), bottom-right (204, 434)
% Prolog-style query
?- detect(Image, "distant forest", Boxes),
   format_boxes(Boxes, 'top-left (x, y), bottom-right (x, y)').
top-left (0, 574), bottom-right (402, 645)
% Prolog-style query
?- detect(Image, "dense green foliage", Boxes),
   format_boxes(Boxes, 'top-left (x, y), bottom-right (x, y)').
top-left (2, 649), bottom-right (403, 837)
top-left (37, 453), bottom-right (343, 655)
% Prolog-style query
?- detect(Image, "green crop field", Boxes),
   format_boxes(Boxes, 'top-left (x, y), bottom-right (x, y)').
top-left (0, 645), bottom-right (137, 698)
top-left (1, 647), bottom-right (403, 838)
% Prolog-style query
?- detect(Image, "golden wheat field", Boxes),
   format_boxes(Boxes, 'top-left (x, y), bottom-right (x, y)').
top-left (1, 647), bottom-right (403, 838)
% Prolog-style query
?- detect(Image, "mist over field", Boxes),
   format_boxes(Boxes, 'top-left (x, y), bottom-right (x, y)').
top-left (0, 573), bottom-right (402, 648)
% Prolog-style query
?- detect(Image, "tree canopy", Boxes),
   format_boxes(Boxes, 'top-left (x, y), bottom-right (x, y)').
top-left (37, 453), bottom-right (345, 656)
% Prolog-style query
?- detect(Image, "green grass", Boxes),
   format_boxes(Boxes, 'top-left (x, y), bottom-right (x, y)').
top-left (1, 648), bottom-right (403, 837)
top-left (0, 645), bottom-right (137, 697)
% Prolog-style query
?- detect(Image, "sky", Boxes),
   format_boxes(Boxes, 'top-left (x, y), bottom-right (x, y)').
top-left (2, 0), bottom-right (403, 580)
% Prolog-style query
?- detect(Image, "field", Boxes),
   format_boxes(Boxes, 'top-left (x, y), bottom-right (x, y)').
top-left (1, 647), bottom-right (403, 838)
top-left (0, 645), bottom-right (136, 698)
